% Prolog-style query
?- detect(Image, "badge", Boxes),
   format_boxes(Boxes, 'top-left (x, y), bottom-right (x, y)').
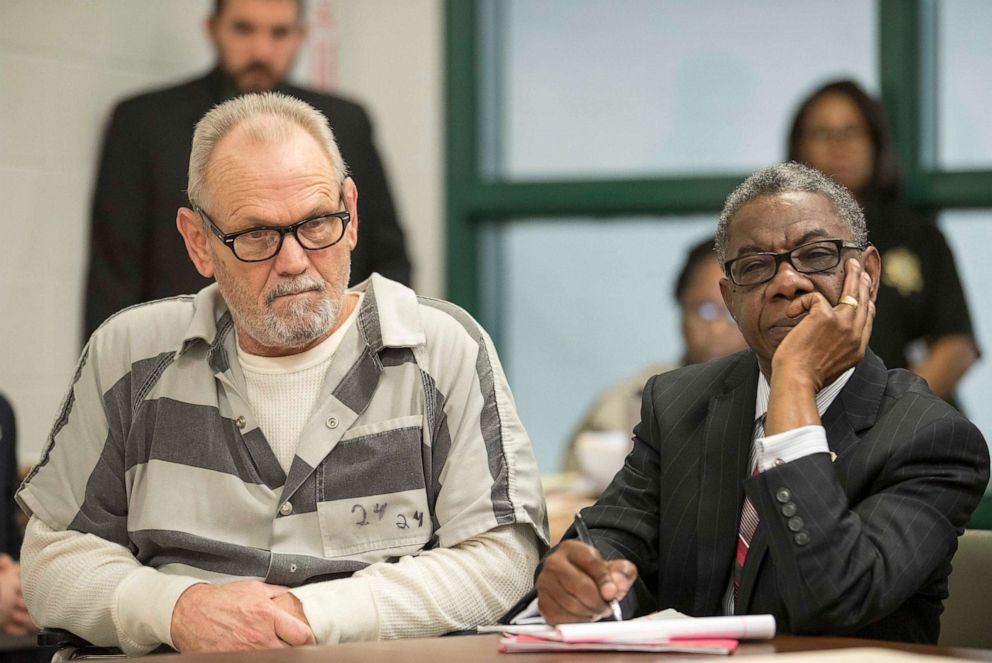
top-left (882, 247), bottom-right (923, 296)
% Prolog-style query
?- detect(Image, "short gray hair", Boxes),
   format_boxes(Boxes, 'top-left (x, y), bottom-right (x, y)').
top-left (714, 161), bottom-right (867, 265)
top-left (187, 91), bottom-right (348, 209)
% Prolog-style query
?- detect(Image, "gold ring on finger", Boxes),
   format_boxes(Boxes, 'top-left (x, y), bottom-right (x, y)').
top-left (839, 295), bottom-right (859, 310)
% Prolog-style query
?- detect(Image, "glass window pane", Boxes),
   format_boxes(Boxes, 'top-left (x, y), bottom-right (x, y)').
top-left (938, 211), bottom-right (992, 457)
top-left (484, 0), bottom-right (877, 181)
top-left (937, 0), bottom-right (992, 170)
top-left (479, 216), bottom-right (717, 473)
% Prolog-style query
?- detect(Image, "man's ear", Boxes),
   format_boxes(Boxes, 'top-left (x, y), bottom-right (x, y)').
top-left (206, 14), bottom-right (220, 47)
top-left (177, 207), bottom-right (216, 278)
top-left (342, 177), bottom-right (359, 252)
top-left (719, 276), bottom-right (736, 322)
top-left (863, 245), bottom-right (882, 302)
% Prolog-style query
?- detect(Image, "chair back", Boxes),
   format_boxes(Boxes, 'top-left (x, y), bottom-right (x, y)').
top-left (940, 528), bottom-right (992, 648)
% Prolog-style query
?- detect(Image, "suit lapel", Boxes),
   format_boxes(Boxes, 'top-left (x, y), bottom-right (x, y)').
top-left (823, 350), bottom-right (887, 448)
top-left (693, 355), bottom-right (759, 616)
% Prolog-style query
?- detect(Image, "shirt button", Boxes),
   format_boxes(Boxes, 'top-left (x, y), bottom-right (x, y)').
top-left (775, 488), bottom-right (792, 504)
top-left (787, 516), bottom-right (805, 532)
top-left (326, 416), bottom-right (339, 429)
top-left (773, 458), bottom-right (785, 466)
top-left (235, 416), bottom-right (246, 429)
top-left (794, 531), bottom-right (810, 546)
top-left (781, 502), bottom-right (797, 517)
top-left (289, 563), bottom-right (298, 573)
top-left (279, 502), bottom-right (293, 516)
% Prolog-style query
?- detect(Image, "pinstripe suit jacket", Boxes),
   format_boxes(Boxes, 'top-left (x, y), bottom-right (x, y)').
top-left (579, 349), bottom-right (989, 643)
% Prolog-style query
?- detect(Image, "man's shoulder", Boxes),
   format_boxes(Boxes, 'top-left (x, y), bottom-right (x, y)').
top-left (879, 367), bottom-right (974, 428)
top-left (282, 83), bottom-right (371, 130)
top-left (648, 351), bottom-right (754, 396)
top-left (87, 294), bottom-right (200, 360)
top-left (414, 295), bottom-right (502, 359)
top-left (110, 72), bottom-right (211, 118)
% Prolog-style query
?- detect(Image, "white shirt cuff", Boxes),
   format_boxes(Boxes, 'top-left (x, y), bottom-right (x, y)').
top-left (291, 576), bottom-right (379, 644)
top-left (115, 567), bottom-right (205, 651)
top-left (755, 424), bottom-right (830, 473)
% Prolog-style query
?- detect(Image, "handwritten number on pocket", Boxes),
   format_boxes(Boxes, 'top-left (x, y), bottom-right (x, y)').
top-left (413, 510), bottom-right (424, 528)
top-left (374, 503), bottom-right (387, 520)
top-left (395, 514), bottom-right (409, 530)
top-left (352, 504), bottom-right (369, 527)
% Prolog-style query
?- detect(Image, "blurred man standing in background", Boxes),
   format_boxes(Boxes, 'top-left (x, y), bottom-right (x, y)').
top-left (85, 0), bottom-right (410, 338)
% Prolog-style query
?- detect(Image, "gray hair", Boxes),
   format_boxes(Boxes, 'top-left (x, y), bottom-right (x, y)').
top-left (187, 91), bottom-right (347, 209)
top-left (714, 161), bottom-right (868, 265)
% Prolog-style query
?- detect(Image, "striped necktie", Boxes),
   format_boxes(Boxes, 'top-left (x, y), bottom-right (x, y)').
top-left (733, 415), bottom-right (766, 606)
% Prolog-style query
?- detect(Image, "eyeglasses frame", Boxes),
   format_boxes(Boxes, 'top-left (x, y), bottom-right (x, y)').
top-left (724, 238), bottom-right (867, 287)
top-left (194, 205), bottom-right (352, 263)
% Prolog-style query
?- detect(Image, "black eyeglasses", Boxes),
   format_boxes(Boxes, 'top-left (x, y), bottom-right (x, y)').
top-left (724, 238), bottom-right (866, 287)
top-left (195, 207), bottom-right (351, 262)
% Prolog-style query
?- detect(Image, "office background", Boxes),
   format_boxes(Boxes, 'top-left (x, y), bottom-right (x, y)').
top-left (1, 2), bottom-right (990, 506)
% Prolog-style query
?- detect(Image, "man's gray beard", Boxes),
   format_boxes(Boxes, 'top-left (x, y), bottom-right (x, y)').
top-left (219, 269), bottom-right (349, 350)
top-left (259, 287), bottom-right (339, 347)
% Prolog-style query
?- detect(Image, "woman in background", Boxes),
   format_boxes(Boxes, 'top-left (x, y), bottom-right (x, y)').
top-left (787, 80), bottom-right (978, 404)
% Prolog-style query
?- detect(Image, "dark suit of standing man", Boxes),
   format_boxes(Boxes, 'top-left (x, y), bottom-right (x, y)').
top-left (532, 163), bottom-right (989, 643)
top-left (84, 0), bottom-right (410, 337)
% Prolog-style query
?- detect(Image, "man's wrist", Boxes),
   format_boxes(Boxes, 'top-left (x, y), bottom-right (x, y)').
top-left (769, 363), bottom-right (819, 394)
top-left (766, 368), bottom-right (821, 436)
top-left (117, 569), bottom-right (204, 651)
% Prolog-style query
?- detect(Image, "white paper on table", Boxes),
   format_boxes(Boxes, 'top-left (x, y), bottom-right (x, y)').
top-left (554, 613), bottom-right (776, 644)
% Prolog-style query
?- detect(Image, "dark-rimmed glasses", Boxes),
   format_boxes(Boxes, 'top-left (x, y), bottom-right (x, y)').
top-left (195, 207), bottom-right (351, 262)
top-left (724, 239), bottom-right (866, 287)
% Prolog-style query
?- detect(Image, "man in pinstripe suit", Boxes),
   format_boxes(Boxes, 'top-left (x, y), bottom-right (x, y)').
top-left (534, 162), bottom-right (989, 643)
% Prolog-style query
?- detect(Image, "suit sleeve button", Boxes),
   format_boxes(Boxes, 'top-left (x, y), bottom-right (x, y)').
top-left (787, 516), bottom-right (805, 532)
top-left (775, 488), bottom-right (792, 503)
top-left (781, 502), bottom-right (797, 517)
top-left (794, 531), bottom-right (810, 546)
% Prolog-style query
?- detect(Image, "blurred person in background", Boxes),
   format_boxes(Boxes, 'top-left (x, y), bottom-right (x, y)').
top-left (787, 79), bottom-right (978, 405)
top-left (85, 0), bottom-right (410, 338)
top-left (0, 394), bottom-right (46, 662)
top-left (562, 237), bottom-right (747, 474)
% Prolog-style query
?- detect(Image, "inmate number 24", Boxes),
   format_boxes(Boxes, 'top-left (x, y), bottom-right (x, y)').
top-left (352, 503), bottom-right (425, 529)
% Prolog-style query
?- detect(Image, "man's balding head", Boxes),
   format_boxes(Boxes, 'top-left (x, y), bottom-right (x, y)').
top-left (187, 92), bottom-right (347, 211)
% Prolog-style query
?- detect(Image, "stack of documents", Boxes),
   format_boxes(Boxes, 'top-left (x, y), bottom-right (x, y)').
top-left (491, 613), bottom-right (776, 655)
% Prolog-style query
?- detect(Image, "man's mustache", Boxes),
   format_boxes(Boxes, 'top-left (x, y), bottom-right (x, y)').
top-left (236, 61), bottom-right (276, 80)
top-left (266, 277), bottom-right (325, 304)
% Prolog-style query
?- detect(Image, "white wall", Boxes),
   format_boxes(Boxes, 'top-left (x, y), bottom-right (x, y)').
top-left (0, 0), bottom-right (443, 464)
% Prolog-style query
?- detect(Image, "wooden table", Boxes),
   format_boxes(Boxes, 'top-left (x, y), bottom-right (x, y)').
top-left (143, 634), bottom-right (992, 662)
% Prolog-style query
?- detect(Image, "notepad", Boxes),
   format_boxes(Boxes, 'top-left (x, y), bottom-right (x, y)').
top-left (494, 613), bottom-right (775, 655)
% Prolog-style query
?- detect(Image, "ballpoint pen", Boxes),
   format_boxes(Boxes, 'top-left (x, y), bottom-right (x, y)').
top-left (573, 510), bottom-right (623, 622)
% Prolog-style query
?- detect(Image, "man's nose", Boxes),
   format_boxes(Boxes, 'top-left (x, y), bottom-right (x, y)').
top-left (248, 32), bottom-right (276, 60)
top-left (273, 234), bottom-right (310, 274)
top-left (766, 259), bottom-right (813, 300)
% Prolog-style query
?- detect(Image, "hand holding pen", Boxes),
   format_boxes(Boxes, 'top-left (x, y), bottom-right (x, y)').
top-left (534, 509), bottom-right (638, 626)
top-left (574, 512), bottom-right (623, 622)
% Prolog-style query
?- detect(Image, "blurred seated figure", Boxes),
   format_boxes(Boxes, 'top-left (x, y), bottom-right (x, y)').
top-left (0, 394), bottom-right (45, 662)
top-left (787, 80), bottom-right (978, 404)
top-left (563, 237), bottom-right (747, 477)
